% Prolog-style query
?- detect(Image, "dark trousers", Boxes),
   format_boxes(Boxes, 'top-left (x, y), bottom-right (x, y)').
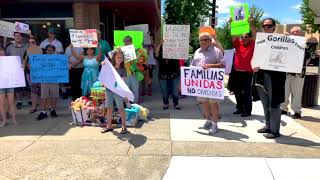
top-left (69, 68), bottom-right (83, 100)
top-left (159, 77), bottom-right (179, 106)
top-left (233, 71), bottom-right (253, 114)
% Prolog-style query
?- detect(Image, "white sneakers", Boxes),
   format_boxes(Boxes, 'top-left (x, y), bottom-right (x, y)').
top-left (209, 122), bottom-right (218, 134)
top-left (202, 120), bottom-right (212, 129)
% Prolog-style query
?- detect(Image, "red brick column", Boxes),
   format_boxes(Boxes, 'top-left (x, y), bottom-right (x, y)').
top-left (73, 3), bottom-right (100, 30)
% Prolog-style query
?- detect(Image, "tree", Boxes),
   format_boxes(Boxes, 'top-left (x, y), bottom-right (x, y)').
top-left (300, 0), bottom-right (320, 33)
top-left (163, 0), bottom-right (211, 53)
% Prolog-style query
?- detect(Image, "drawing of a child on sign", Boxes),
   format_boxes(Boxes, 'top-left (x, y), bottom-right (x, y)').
top-left (234, 6), bottom-right (245, 21)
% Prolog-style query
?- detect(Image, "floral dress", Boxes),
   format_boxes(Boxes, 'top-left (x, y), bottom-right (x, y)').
top-left (81, 57), bottom-right (99, 96)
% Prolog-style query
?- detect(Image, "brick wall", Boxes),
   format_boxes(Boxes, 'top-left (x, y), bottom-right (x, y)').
top-left (73, 3), bottom-right (100, 30)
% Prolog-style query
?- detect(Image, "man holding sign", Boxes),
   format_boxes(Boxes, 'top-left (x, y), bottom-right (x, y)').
top-left (190, 32), bottom-right (225, 134)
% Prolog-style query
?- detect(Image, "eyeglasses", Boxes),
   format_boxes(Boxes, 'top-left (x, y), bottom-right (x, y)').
top-left (200, 38), bottom-right (211, 42)
top-left (241, 35), bottom-right (249, 39)
top-left (262, 24), bottom-right (274, 29)
top-left (29, 41), bottom-right (36, 44)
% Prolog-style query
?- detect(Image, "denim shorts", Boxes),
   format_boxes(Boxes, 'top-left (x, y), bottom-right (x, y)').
top-left (0, 88), bottom-right (15, 95)
top-left (105, 89), bottom-right (124, 108)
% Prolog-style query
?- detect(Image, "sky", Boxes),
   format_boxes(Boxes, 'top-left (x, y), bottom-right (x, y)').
top-left (161, 0), bottom-right (303, 26)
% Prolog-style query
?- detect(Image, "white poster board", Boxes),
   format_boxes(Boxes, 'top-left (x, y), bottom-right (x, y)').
top-left (69, 29), bottom-right (98, 48)
top-left (224, 49), bottom-right (235, 74)
top-left (14, 22), bottom-right (29, 34)
top-left (120, 45), bottom-right (137, 63)
top-left (181, 67), bottom-right (225, 100)
top-left (0, 20), bottom-right (15, 38)
top-left (98, 58), bottom-right (134, 102)
top-left (0, 56), bottom-right (26, 89)
top-left (163, 25), bottom-right (190, 60)
top-left (252, 33), bottom-right (306, 73)
top-left (125, 24), bottom-right (151, 45)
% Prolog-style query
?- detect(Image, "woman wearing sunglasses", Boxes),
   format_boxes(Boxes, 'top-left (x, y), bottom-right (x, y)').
top-left (253, 18), bottom-right (287, 139)
top-left (24, 37), bottom-right (43, 114)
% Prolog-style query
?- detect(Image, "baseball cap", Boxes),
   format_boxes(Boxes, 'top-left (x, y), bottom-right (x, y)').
top-left (48, 28), bottom-right (56, 34)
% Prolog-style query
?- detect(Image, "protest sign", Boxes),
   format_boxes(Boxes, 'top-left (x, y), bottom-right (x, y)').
top-left (114, 30), bottom-right (144, 49)
top-left (252, 33), bottom-right (306, 73)
top-left (163, 25), bottom-right (190, 60)
top-left (230, 4), bottom-right (250, 36)
top-left (0, 20), bottom-right (15, 38)
top-left (224, 49), bottom-right (235, 74)
top-left (181, 67), bottom-right (225, 100)
top-left (29, 54), bottom-right (69, 83)
top-left (0, 56), bottom-right (26, 89)
top-left (125, 24), bottom-right (151, 45)
top-left (14, 22), bottom-right (29, 34)
top-left (69, 29), bottom-right (98, 48)
top-left (121, 45), bottom-right (137, 63)
top-left (99, 58), bottom-right (134, 102)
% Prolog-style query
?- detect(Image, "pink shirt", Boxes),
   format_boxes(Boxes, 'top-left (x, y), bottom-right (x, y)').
top-left (192, 45), bottom-right (225, 67)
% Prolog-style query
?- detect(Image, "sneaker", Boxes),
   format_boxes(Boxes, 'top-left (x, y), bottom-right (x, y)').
top-left (202, 120), bottom-right (212, 129)
top-left (263, 132), bottom-right (280, 139)
top-left (241, 113), bottom-right (251, 117)
top-left (292, 113), bottom-right (301, 119)
top-left (37, 112), bottom-right (48, 121)
top-left (163, 104), bottom-right (169, 110)
top-left (16, 102), bottom-right (23, 109)
top-left (281, 110), bottom-right (288, 115)
top-left (174, 105), bottom-right (181, 110)
top-left (233, 109), bottom-right (242, 114)
top-left (50, 109), bottom-right (58, 118)
top-left (209, 123), bottom-right (218, 134)
top-left (257, 127), bottom-right (271, 133)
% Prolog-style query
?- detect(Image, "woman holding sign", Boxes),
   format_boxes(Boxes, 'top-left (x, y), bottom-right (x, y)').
top-left (192, 33), bottom-right (225, 134)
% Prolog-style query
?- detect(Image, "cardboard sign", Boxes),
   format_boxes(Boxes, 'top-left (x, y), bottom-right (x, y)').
top-left (125, 24), bottom-right (151, 45)
top-left (0, 56), bottom-right (26, 88)
top-left (252, 33), bottom-right (306, 73)
top-left (120, 45), bottom-right (137, 63)
top-left (14, 22), bottom-right (29, 34)
top-left (99, 58), bottom-right (134, 102)
top-left (69, 29), bottom-right (98, 48)
top-left (224, 49), bottom-right (235, 74)
top-left (181, 67), bottom-right (225, 99)
top-left (114, 30), bottom-right (144, 49)
top-left (29, 54), bottom-right (69, 83)
top-left (163, 25), bottom-right (190, 60)
top-left (230, 4), bottom-right (250, 36)
top-left (0, 20), bottom-right (15, 38)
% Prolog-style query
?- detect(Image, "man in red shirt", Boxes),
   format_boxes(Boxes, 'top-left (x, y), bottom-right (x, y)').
top-left (229, 18), bottom-right (256, 117)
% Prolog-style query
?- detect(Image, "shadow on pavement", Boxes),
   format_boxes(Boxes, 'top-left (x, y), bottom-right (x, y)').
top-left (276, 134), bottom-right (320, 148)
top-left (194, 129), bottom-right (249, 142)
top-left (301, 116), bottom-right (320, 123)
top-left (112, 131), bottom-right (147, 148)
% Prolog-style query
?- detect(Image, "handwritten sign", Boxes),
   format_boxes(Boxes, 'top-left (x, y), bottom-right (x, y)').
top-left (181, 67), bottom-right (225, 99)
top-left (15, 22), bottom-right (29, 34)
top-left (163, 25), bottom-right (190, 60)
top-left (69, 29), bottom-right (98, 48)
top-left (252, 33), bottom-right (305, 73)
top-left (0, 56), bottom-right (26, 89)
top-left (29, 54), bottom-right (69, 83)
top-left (114, 30), bottom-right (144, 49)
top-left (121, 45), bottom-right (137, 63)
top-left (0, 20), bottom-right (15, 38)
top-left (224, 49), bottom-right (235, 74)
top-left (125, 24), bottom-right (151, 45)
top-left (99, 58), bottom-right (134, 102)
top-left (230, 4), bottom-right (250, 36)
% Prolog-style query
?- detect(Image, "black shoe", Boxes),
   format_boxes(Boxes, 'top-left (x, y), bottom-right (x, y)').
top-left (16, 102), bottom-right (23, 109)
top-left (37, 112), bottom-right (48, 121)
top-left (163, 104), bottom-right (169, 110)
top-left (257, 127), bottom-right (271, 133)
top-left (241, 113), bottom-right (251, 117)
top-left (263, 132), bottom-right (281, 139)
top-left (50, 110), bottom-right (58, 118)
top-left (281, 110), bottom-right (288, 115)
top-left (28, 101), bottom-right (32, 105)
top-left (174, 105), bottom-right (181, 110)
top-left (292, 113), bottom-right (301, 119)
top-left (233, 109), bottom-right (242, 114)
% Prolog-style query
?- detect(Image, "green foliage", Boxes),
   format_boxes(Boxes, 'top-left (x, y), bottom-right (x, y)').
top-left (216, 22), bottom-right (233, 49)
top-left (300, 0), bottom-right (320, 33)
top-left (250, 5), bottom-right (264, 29)
top-left (163, 0), bottom-right (211, 53)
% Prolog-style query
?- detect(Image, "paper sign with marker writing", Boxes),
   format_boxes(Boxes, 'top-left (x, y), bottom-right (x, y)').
top-left (224, 49), bottom-right (235, 74)
top-left (15, 22), bottom-right (29, 34)
top-left (121, 45), bottom-right (137, 63)
top-left (230, 4), bottom-right (250, 36)
top-left (0, 56), bottom-right (26, 89)
top-left (252, 33), bottom-right (305, 73)
top-left (29, 54), bottom-right (69, 83)
top-left (0, 20), bottom-right (15, 38)
top-left (163, 25), bottom-right (190, 60)
top-left (70, 29), bottom-right (98, 48)
top-left (114, 30), bottom-right (144, 49)
top-left (98, 58), bottom-right (134, 102)
top-left (125, 24), bottom-right (151, 45)
top-left (181, 67), bottom-right (225, 99)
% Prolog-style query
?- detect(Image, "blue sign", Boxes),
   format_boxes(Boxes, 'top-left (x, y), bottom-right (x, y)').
top-left (29, 54), bottom-right (69, 83)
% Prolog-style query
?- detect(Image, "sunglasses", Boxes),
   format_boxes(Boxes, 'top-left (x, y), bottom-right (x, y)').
top-left (241, 35), bottom-right (249, 39)
top-left (200, 38), bottom-right (211, 42)
top-left (262, 24), bottom-right (274, 29)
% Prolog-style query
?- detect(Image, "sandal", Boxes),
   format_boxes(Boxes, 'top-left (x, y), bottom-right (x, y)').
top-left (29, 109), bottom-right (37, 114)
top-left (101, 128), bottom-right (113, 133)
top-left (120, 128), bottom-right (128, 134)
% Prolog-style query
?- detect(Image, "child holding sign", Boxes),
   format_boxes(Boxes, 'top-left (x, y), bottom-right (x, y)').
top-left (101, 48), bottom-right (127, 134)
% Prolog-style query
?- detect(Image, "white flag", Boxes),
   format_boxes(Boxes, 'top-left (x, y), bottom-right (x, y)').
top-left (98, 58), bottom-right (134, 102)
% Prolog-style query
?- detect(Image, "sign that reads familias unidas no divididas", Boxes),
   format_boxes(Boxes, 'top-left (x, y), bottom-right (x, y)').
top-left (180, 67), bottom-right (225, 100)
